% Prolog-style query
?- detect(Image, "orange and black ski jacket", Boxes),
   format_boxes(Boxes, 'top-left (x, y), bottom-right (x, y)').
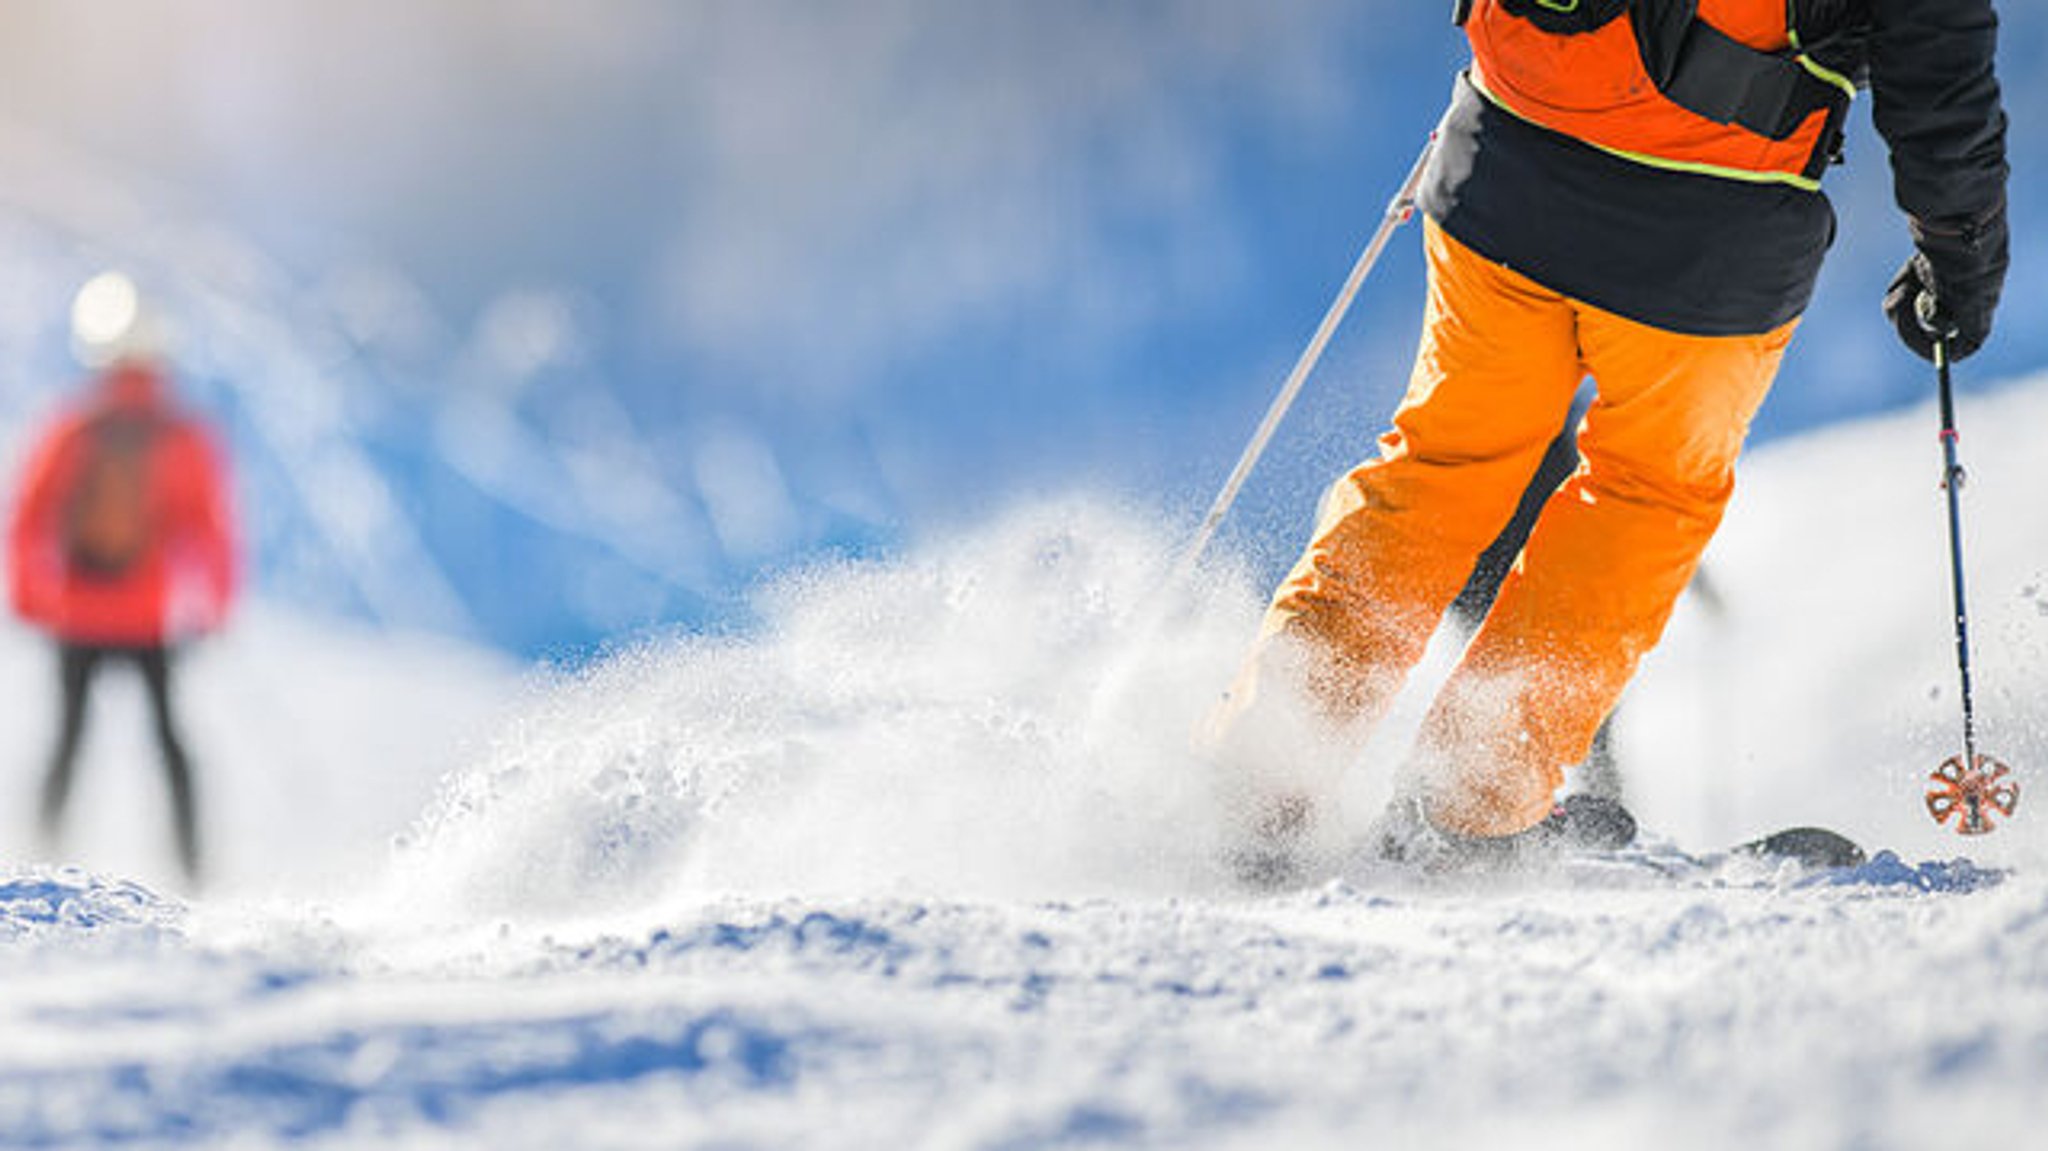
top-left (1421, 0), bottom-right (2006, 336)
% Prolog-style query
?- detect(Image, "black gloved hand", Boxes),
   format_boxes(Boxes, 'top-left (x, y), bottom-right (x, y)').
top-left (1883, 199), bottom-right (2009, 363)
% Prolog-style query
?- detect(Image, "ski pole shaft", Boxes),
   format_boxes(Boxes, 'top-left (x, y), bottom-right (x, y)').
top-left (1935, 336), bottom-right (1980, 769)
top-left (1170, 132), bottom-right (1437, 587)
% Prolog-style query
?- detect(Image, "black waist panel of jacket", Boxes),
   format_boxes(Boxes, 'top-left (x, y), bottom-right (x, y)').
top-left (1417, 73), bottom-right (1836, 337)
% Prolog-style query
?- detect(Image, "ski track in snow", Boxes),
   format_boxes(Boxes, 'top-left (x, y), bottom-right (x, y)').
top-left (9, 381), bottom-right (2048, 1148)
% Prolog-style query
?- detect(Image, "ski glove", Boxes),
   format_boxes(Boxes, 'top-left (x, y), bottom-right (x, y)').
top-left (1883, 199), bottom-right (2008, 363)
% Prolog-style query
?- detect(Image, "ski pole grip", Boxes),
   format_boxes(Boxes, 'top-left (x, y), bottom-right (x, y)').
top-left (1916, 289), bottom-right (1960, 340)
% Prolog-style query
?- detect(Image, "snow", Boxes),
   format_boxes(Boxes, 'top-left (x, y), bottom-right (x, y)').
top-left (7, 373), bottom-right (2048, 1148)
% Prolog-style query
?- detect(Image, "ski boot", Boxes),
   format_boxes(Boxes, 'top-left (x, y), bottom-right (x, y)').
top-left (1368, 793), bottom-right (1638, 872)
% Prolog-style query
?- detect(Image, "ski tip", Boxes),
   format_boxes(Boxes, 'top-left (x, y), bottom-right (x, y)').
top-left (1738, 827), bottom-right (1867, 870)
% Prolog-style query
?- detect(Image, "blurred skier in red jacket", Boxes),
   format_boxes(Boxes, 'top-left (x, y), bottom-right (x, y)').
top-left (8, 353), bottom-right (238, 885)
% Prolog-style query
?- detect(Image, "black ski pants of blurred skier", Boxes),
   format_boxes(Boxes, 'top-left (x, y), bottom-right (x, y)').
top-left (37, 642), bottom-right (201, 885)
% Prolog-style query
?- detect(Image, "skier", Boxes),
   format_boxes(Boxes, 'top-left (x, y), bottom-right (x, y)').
top-left (8, 353), bottom-right (239, 886)
top-left (1207, 0), bottom-right (2008, 880)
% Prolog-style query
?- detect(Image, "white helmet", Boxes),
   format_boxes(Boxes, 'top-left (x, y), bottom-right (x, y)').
top-left (70, 270), bottom-right (169, 369)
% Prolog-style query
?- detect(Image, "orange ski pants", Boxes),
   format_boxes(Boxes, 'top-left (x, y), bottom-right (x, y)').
top-left (1233, 220), bottom-right (1793, 837)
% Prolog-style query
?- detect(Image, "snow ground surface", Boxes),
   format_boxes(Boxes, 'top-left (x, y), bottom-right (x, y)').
top-left (7, 373), bottom-right (2048, 1149)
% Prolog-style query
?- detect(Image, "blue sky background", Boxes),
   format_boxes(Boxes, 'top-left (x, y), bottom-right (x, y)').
top-left (0, 1), bottom-right (2040, 658)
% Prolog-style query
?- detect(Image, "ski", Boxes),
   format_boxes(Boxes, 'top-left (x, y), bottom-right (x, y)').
top-left (1561, 824), bottom-right (1869, 882)
top-left (1350, 816), bottom-right (1873, 888)
top-left (1367, 797), bottom-right (1868, 876)
top-left (1729, 826), bottom-right (1867, 870)
top-left (1235, 800), bottom-right (1877, 892)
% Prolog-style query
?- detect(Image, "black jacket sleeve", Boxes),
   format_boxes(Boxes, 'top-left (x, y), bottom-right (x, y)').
top-left (1867, 0), bottom-right (2007, 360)
top-left (1866, 0), bottom-right (2007, 222)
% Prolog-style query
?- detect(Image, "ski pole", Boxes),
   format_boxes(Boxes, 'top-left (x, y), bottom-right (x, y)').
top-left (1932, 332), bottom-right (1980, 773)
top-left (1169, 132), bottom-right (1436, 588)
top-left (1917, 301), bottom-right (2020, 834)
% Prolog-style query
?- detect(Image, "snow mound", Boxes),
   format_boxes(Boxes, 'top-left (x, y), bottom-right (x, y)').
top-left (1817, 849), bottom-right (2007, 893)
top-left (0, 867), bottom-right (183, 943)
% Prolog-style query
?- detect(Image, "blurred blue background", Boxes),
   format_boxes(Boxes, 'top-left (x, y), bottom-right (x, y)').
top-left (0, 1), bottom-right (2039, 658)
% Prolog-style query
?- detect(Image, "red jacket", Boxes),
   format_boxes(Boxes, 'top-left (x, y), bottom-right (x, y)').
top-left (7, 361), bottom-right (239, 646)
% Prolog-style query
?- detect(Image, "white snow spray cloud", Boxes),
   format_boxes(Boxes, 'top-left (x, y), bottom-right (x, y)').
top-left (374, 499), bottom-right (1276, 924)
top-left (364, 374), bottom-right (2048, 934)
